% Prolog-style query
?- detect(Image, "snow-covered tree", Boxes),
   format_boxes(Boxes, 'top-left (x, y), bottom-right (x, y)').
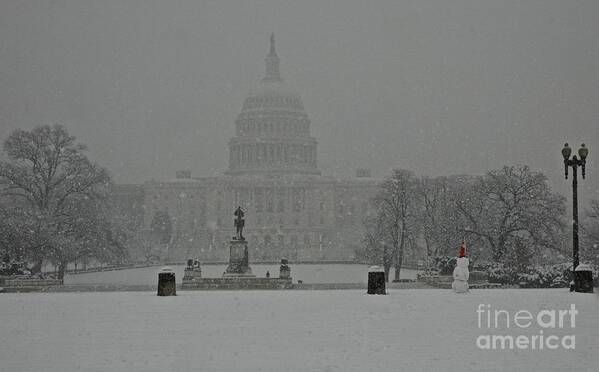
top-left (0, 124), bottom-right (127, 278)
top-left (355, 213), bottom-right (395, 282)
top-left (418, 176), bottom-right (464, 263)
top-left (457, 165), bottom-right (566, 264)
top-left (373, 169), bottom-right (420, 281)
top-left (582, 199), bottom-right (599, 263)
top-left (150, 209), bottom-right (173, 245)
top-left (365, 165), bottom-right (566, 272)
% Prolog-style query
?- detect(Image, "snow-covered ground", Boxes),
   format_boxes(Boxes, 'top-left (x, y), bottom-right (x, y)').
top-left (1, 289), bottom-right (597, 371)
top-left (64, 264), bottom-right (418, 286)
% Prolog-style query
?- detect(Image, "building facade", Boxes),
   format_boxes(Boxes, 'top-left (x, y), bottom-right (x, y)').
top-left (121, 35), bottom-right (379, 262)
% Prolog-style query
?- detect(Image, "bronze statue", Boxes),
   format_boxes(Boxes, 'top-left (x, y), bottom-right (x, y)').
top-left (234, 206), bottom-right (245, 240)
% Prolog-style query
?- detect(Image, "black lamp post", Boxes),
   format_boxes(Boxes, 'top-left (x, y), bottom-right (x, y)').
top-left (561, 143), bottom-right (589, 289)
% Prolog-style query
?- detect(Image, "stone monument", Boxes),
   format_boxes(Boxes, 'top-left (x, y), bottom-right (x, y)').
top-left (181, 207), bottom-right (292, 289)
top-left (182, 259), bottom-right (202, 285)
top-left (224, 207), bottom-right (255, 277)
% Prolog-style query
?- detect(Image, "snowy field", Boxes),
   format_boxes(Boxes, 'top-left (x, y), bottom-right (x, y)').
top-left (64, 264), bottom-right (418, 286)
top-left (1, 289), bottom-right (598, 372)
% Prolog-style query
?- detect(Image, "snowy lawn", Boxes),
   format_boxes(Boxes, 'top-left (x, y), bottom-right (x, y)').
top-left (64, 264), bottom-right (418, 286)
top-left (0, 289), bottom-right (597, 372)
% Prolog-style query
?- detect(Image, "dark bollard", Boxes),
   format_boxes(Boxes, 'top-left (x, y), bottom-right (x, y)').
top-left (573, 264), bottom-right (594, 293)
top-left (157, 267), bottom-right (176, 296)
top-left (367, 266), bottom-right (386, 295)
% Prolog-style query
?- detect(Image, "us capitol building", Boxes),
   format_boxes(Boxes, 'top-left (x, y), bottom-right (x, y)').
top-left (116, 35), bottom-right (379, 262)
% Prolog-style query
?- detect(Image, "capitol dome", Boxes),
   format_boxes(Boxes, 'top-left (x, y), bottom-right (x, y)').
top-left (242, 80), bottom-right (306, 115)
top-left (227, 34), bottom-right (320, 176)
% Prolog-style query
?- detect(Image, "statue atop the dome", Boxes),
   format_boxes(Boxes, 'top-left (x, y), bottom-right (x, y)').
top-left (264, 33), bottom-right (281, 81)
top-left (234, 206), bottom-right (245, 240)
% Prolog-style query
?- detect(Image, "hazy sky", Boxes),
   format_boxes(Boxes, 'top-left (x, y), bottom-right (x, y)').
top-left (1, 0), bottom-right (598, 201)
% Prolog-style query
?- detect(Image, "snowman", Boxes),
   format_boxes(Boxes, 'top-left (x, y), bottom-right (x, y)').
top-left (452, 242), bottom-right (469, 293)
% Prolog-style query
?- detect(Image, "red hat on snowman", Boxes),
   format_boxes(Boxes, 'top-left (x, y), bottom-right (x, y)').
top-left (458, 241), bottom-right (467, 258)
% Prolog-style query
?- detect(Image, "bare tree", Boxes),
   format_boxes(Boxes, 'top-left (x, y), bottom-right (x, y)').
top-left (417, 176), bottom-right (466, 265)
top-left (581, 200), bottom-right (599, 263)
top-left (0, 206), bottom-right (37, 263)
top-left (149, 209), bottom-right (174, 260)
top-left (363, 165), bottom-right (565, 271)
top-left (134, 231), bottom-right (163, 263)
top-left (374, 169), bottom-right (420, 281)
top-left (356, 214), bottom-right (395, 282)
top-left (0, 124), bottom-right (126, 278)
top-left (456, 165), bottom-right (566, 264)
top-left (150, 210), bottom-right (173, 245)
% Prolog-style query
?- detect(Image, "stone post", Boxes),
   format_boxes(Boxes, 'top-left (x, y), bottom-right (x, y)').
top-left (573, 264), bottom-right (594, 293)
top-left (367, 266), bottom-right (386, 295)
top-left (157, 267), bottom-right (176, 296)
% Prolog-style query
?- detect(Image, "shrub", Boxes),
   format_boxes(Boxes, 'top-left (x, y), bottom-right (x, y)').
top-left (468, 260), bottom-right (576, 288)
top-left (433, 256), bottom-right (598, 288)
top-left (0, 261), bottom-right (31, 276)
top-left (432, 256), bottom-right (456, 275)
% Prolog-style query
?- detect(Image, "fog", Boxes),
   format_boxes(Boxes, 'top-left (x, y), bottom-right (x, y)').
top-left (1, 0), bottom-right (598, 201)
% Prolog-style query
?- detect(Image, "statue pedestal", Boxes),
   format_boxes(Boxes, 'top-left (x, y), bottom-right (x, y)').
top-left (224, 239), bottom-right (255, 277)
top-left (182, 240), bottom-right (294, 290)
top-left (182, 267), bottom-right (202, 285)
